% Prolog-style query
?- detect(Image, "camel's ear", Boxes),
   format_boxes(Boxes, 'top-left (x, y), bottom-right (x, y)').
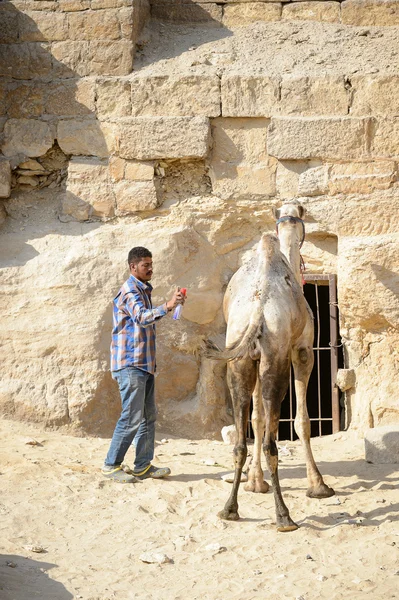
top-left (272, 206), bottom-right (280, 220)
top-left (298, 205), bottom-right (306, 219)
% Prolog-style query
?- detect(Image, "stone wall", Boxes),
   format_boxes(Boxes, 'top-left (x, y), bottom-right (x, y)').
top-left (0, 0), bottom-right (398, 438)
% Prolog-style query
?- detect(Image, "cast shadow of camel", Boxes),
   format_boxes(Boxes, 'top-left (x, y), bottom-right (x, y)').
top-left (0, 555), bottom-right (73, 600)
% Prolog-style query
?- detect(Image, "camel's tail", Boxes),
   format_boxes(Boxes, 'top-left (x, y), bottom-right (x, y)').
top-left (203, 233), bottom-right (279, 363)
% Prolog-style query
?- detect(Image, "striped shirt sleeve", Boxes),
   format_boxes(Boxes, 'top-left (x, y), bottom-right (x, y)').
top-left (123, 290), bottom-right (168, 327)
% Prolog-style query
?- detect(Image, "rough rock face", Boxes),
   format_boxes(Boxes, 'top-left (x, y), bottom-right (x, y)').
top-left (0, 0), bottom-right (399, 438)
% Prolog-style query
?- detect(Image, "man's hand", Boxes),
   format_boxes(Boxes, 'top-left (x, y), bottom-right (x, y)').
top-left (166, 287), bottom-right (186, 312)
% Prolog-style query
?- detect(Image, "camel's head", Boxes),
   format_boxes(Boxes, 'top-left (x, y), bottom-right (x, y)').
top-left (273, 202), bottom-right (306, 248)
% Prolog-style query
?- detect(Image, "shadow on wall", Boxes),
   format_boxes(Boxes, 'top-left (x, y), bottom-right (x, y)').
top-left (0, 555), bottom-right (73, 600)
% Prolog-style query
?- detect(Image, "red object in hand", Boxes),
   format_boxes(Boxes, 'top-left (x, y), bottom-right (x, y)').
top-left (180, 288), bottom-right (187, 296)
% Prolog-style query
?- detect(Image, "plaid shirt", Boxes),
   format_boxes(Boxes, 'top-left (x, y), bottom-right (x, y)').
top-left (110, 275), bottom-right (168, 374)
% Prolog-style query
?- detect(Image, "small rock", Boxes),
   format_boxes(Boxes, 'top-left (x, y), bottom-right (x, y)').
top-left (139, 552), bottom-right (173, 565)
top-left (253, 569), bottom-right (262, 575)
top-left (306, 554), bottom-right (314, 560)
top-left (205, 543), bottom-right (227, 555)
top-left (316, 574), bottom-right (328, 582)
top-left (7, 562), bottom-right (17, 568)
top-left (24, 545), bottom-right (46, 553)
top-left (24, 439), bottom-right (42, 446)
top-left (221, 472), bottom-right (248, 483)
top-left (201, 459), bottom-right (218, 466)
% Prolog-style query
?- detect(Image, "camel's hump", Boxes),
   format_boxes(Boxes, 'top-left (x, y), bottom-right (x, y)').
top-left (257, 232), bottom-right (280, 259)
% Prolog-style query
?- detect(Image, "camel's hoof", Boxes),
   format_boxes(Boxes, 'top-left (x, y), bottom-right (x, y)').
top-left (244, 480), bottom-right (269, 494)
top-left (307, 484), bottom-right (335, 499)
top-left (277, 522), bottom-right (299, 533)
top-left (218, 509), bottom-right (239, 521)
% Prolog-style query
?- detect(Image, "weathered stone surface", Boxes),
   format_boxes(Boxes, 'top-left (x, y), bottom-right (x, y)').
top-left (0, 160), bottom-right (11, 198)
top-left (58, 0), bottom-right (91, 10)
top-left (209, 118), bottom-right (277, 198)
top-left (68, 10), bottom-right (122, 40)
top-left (298, 165), bottom-right (328, 196)
top-left (282, 1), bottom-right (340, 22)
top-left (46, 79), bottom-right (96, 116)
top-left (19, 12), bottom-right (69, 42)
top-left (365, 426), bottom-right (399, 464)
top-left (280, 76), bottom-right (349, 116)
top-left (371, 118), bottom-right (399, 159)
top-left (151, 3), bottom-right (223, 24)
top-left (268, 117), bottom-right (368, 160)
top-left (67, 156), bottom-right (109, 184)
top-left (109, 156), bottom-right (125, 181)
top-left (118, 117), bottom-right (211, 160)
top-left (64, 183), bottom-right (115, 220)
top-left (275, 160), bottom-right (310, 198)
top-left (96, 79), bottom-right (132, 118)
top-left (341, 0), bottom-right (399, 26)
top-left (57, 120), bottom-right (115, 157)
top-left (0, 6), bottom-right (19, 44)
top-left (87, 41), bottom-right (134, 76)
top-left (329, 161), bottom-right (396, 195)
top-left (91, 0), bottom-right (134, 8)
top-left (131, 76), bottom-right (221, 117)
top-left (0, 202), bottom-right (6, 226)
top-left (2, 119), bottom-right (53, 158)
top-left (0, 43), bottom-right (53, 80)
top-left (336, 369), bottom-right (356, 392)
top-left (51, 41), bottom-right (90, 78)
top-left (124, 160), bottom-right (154, 180)
top-left (221, 75), bottom-right (279, 117)
top-left (351, 76), bottom-right (399, 117)
top-left (6, 83), bottom-right (46, 119)
top-left (223, 3), bottom-right (281, 28)
top-left (114, 180), bottom-right (159, 214)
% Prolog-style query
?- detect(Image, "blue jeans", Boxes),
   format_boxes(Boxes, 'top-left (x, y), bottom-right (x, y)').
top-left (104, 367), bottom-right (156, 472)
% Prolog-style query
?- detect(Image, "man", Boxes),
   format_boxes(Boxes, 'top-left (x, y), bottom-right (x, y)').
top-left (102, 246), bottom-right (184, 483)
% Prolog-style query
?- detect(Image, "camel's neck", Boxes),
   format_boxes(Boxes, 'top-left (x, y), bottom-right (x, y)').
top-left (278, 229), bottom-right (302, 286)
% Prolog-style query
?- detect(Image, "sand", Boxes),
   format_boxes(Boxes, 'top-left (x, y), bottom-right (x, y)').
top-left (1, 417), bottom-right (398, 600)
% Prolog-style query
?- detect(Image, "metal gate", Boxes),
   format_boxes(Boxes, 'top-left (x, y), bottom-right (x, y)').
top-left (247, 274), bottom-right (341, 441)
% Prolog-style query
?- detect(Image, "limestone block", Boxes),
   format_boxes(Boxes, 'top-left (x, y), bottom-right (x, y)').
top-left (280, 76), bottom-right (348, 116)
top-left (58, 0), bottom-right (91, 10)
top-left (298, 165), bottom-right (328, 196)
top-left (0, 161), bottom-right (11, 198)
top-left (87, 41), bottom-right (134, 76)
top-left (268, 117), bottom-right (368, 160)
top-left (336, 369), bottom-right (356, 392)
top-left (57, 120), bottom-right (115, 158)
top-left (67, 156), bottom-right (109, 184)
top-left (329, 161), bottom-right (396, 195)
top-left (0, 6), bottom-right (19, 43)
top-left (125, 161), bottom-right (154, 180)
top-left (114, 180), bottom-right (159, 214)
top-left (282, 1), bottom-right (340, 22)
top-left (24, 1), bottom-right (58, 9)
top-left (109, 156), bottom-right (125, 181)
top-left (221, 75), bottom-right (279, 118)
top-left (275, 160), bottom-right (309, 198)
top-left (337, 188), bottom-right (399, 236)
top-left (2, 119), bottom-right (53, 158)
top-left (131, 76), bottom-right (221, 117)
top-left (223, 3), bottom-right (282, 28)
top-left (221, 424), bottom-right (237, 445)
top-left (209, 117), bottom-right (277, 199)
top-left (6, 83), bottom-right (46, 119)
top-left (365, 426), bottom-right (399, 464)
top-left (0, 43), bottom-right (53, 80)
top-left (118, 117), bottom-right (211, 160)
top-left (351, 76), bottom-right (399, 117)
top-left (371, 119), bottom-right (399, 159)
top-left (68, 10), bottom-right (121, 40)
top-left (51, 41), bottom-right (90, 78)
top-left (63, 183), bottom-right (115, 220)
top-left (46, 79), bottom-right (96, 117)
top-left (19, 12), bottom-right (69, 42)
top-left (91, 0), bottom-right (134, 8)
top-left (151, 3), bottom-right (223, 24)
top-left (341, 0), bottom-right (399, 26)
top-left (96, 79), bottom-right (132, 118)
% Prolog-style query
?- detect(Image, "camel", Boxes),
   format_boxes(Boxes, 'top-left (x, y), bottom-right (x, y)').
top-left (206, 202), bottom-right (334, 532)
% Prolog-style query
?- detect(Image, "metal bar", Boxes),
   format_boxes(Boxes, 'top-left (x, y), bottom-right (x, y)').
top-left (280, 418), bottom-right (333, 422)
top-left (315, 283), bottom-right (322, 436)
top-left (329, 275), bottom-right (340, 433)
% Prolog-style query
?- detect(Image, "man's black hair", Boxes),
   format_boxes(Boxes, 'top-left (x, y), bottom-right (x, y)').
top-left (128, 246), bottom-right (152, 266)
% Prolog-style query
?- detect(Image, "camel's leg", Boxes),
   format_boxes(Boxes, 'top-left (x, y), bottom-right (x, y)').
top-left (261, 361), bottom-right (298, 532)
top-left (245, 374), bottom-right (269, 494)
top-left (218, 358), bottom-right (256, 521)
top-left (292, 335), bottom-right (335, 499)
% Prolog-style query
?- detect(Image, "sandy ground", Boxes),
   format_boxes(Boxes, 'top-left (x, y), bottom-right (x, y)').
top-left (1, 418), bottom-right (398, 600)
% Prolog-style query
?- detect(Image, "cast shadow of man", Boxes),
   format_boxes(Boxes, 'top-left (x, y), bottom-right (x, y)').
top-left (0, 555), bottom-right (73, 600)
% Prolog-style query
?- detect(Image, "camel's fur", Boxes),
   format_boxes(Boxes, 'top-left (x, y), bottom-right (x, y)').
top-left (206, 202), bottom-right (334, 531)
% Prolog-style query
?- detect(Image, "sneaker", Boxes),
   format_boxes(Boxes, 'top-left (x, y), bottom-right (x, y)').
top-left (132, 464), bottom-right (171, 480)
top-left (101, 465), bottom-right (138, 483)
